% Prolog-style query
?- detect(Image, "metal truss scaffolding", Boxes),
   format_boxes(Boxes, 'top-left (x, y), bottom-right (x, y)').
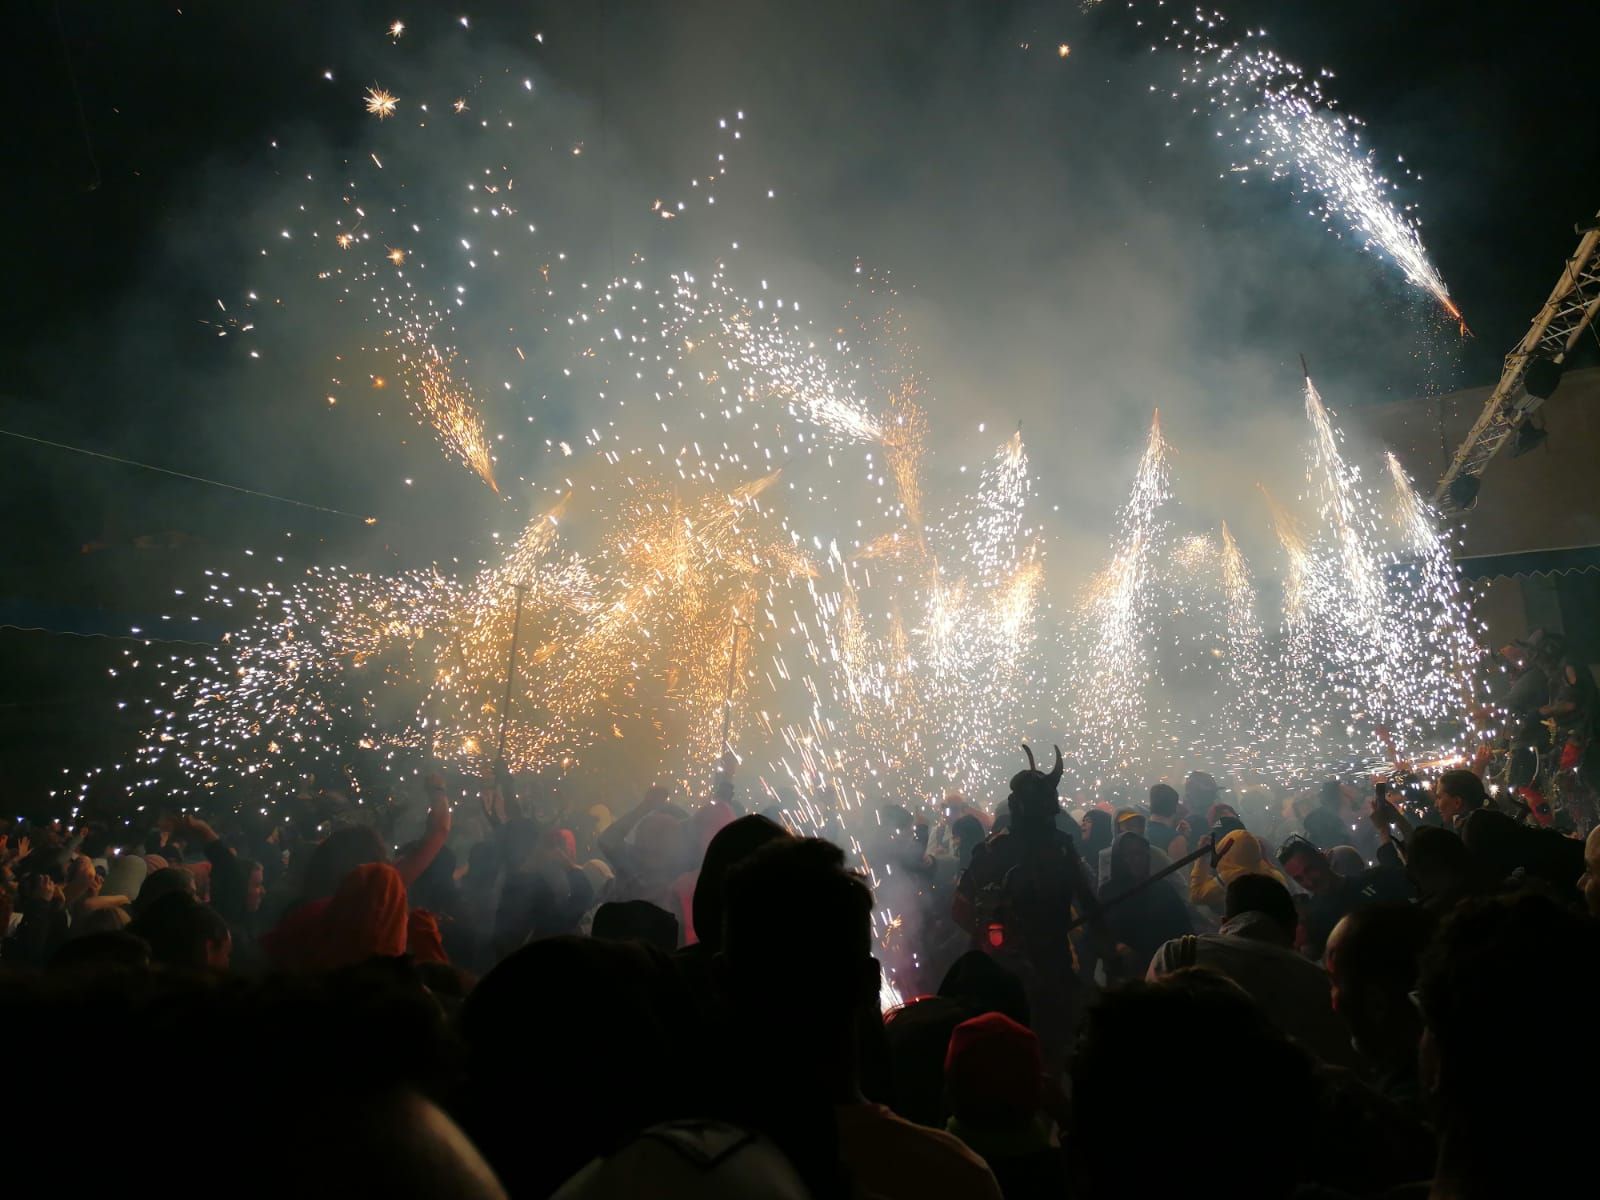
top-left (1435, 209), bottom-right (1600, 511)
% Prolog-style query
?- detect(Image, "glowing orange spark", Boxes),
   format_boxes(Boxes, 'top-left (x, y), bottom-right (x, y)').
top-left (364, 87), bottom-right (399, 119)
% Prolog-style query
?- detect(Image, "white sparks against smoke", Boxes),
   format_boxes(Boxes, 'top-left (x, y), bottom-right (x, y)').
top-left (1070, 411), bottom-right (1172, 775)
top-left (79, 18), bottom-right (1486, 838)
top-left (1058, 379), bottom-right (1488, 784)
top-left (1154, 5), bottom-right (1465, 329)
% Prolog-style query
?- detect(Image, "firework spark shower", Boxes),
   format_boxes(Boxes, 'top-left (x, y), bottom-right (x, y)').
top-left (1144, 3), bottom-right (1465, 329)
top-left (34, 6), bottom-right (1512, 826)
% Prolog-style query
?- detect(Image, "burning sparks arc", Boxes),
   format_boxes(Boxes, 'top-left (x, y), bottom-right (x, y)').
top-left (396, 340), bottom-right (498, 491)
top-left (1154, 6), bottom-right (1463, 329)
top-left (782, 410), bottom-right (1050, 794)
top-left (364, 86), bottom-right (399, 119)
top-left (123, 469), bottom-right (820, 788)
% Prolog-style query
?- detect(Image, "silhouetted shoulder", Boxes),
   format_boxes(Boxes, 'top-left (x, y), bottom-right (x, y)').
top-left (836, 1102), bottom-right (1005, 1200)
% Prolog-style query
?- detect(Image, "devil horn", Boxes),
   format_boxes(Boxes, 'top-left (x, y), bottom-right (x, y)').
top-left (1021, 743), bottom-right (1036, 772)
top-left (1048, 745), bottom-right (1063, 786)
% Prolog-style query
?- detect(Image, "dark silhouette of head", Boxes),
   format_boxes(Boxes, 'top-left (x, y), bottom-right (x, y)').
top-left (458, 936), bottom-right (688, 1198)
top-left (1069, 972), bottom-right (1314, 1199)
top-left (722, 837), bottom-right (876, 1039)
top-left (1324, 903), bottom-right (1435, 1075)
top-left (1435, 770), bottom-right (1487, 824)
top-left (1223, 873), bottom-right (1297, 943)
top-left (132, 865), bottom-right (197, 916)
top-left (1007, 744), bottom-right (1063, 833)
top-left (692, 814), bottom-right (790, 954)
top-left (1106, 831), bottom-right (1152, 893)
top-left (938, 949), bottom-right (1030, 1027)
top-left (720, 838), bottom-right (874, 1197)
top-left (128, 892), bottom-right (231, 970)
top-left (1148, 783), bottom-right (1180, 819)
top-left (592, 899), bottom-right (680, 951)
top-left (303, 825), bottom-right (387, 900)
top-left (950, 814), bottom-right (986, 866)
top-left (1183, 770), bottom-right (1219, 810)
top-left (883, 996), bottom-right (971, 1128)
top-left (883, 947), bottom-right (1030, 1132)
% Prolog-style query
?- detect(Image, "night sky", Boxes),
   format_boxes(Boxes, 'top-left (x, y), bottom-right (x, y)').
top-left (3, 0), bottom-right (1597, 808)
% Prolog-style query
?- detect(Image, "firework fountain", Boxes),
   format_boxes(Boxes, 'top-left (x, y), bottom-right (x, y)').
top-left (1062, 374), bottom-right (1487, 786)
top-left (1145, 4), bottom-right (1467, 331)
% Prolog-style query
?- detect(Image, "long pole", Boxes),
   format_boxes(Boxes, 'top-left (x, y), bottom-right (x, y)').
top-left (496, 584), bottom-right (529, 761)
top-left (1066, 838), bottom-right (1220, 932)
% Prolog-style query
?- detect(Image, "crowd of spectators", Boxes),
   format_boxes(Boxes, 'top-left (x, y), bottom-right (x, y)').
top-left (2, 757), bottom-right (1596, 1198)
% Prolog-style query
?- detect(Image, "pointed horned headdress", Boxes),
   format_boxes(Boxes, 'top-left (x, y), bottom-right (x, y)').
top-left (1009, 742), bottom-right (1063, 806)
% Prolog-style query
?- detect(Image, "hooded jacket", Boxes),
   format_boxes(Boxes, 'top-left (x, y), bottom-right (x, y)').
top-left (1190, 829), bottom-right (1287, 913)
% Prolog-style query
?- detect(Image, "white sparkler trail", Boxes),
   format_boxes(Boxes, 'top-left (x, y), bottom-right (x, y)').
top-left (1154, 6), bottom-right (1465, 328)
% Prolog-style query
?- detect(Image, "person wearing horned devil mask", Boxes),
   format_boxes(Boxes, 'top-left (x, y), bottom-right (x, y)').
top-left (953, 745), bottom-right (1105, 1070)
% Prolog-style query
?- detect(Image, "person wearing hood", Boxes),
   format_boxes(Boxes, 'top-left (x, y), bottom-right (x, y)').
top-left (673, 813), bottom-right (790, 1028)
top-left (1094, 809), bottom-right (1185, 902)
top-left (1100, 832), bottom-right (1191, 980)
top-left (943, 1013), bottom-right (1065, 1200)
top-left (261, 862), bottom-right (448, 972)
top-left (1189, 827), bottom-right (1288, 916)
top-left (272, 777), bottom-right (452, 924)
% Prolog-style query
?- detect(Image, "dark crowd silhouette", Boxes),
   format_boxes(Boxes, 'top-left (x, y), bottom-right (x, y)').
top-left (3, 744), bottom-right (1598, 1199)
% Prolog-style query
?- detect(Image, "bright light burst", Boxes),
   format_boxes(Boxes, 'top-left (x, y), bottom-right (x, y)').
top-left (364, 86), bottom-right (399, 119)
